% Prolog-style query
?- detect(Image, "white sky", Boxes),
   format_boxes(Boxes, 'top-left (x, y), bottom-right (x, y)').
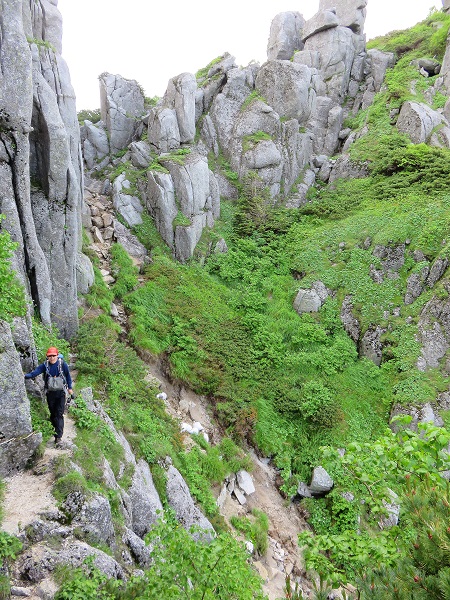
top-left (57, 0), bottom-right (441, 110)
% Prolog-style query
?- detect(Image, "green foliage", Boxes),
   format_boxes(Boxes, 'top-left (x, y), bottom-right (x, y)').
top-left (0, 220), bottom-right (27, 321)
top-left (139, 518), bottom-right (267, 599)
top-left (31, 318), bottom-right (70, 362)
top-left (56, 521), bottom-right (268, 599)
top-left (367, 11), bottom-right (450, 60)
top-left (0, 531), bottom-right (22, 567)
top-left (29, 395), bottom-right (54, 442)
top-left (172, 210), bottom-right (192, 229)
top-left (26, 36), bottom-right (56, 52)
top-left (230, 509), bottom-right (269, 556)
top-left (242, 90), bottom-right (266, 111)
top-left (298, 380), bottom-right (340, 428)
top-left (77, 108), bottom-right (101, 125)
top-left (196, 55), bottom-right (223, 80)
top-left (84, 258), bottom-right (114, 313)
top-left (55, 558), bottom-right (119, 600)
top-left (299, 420), bottom-right (450, 588)
top-left (53, 470), bottom-right (90, 504)
top-left (356, 479), bottom-right (450, 599)
top-left (110, 243), bottom-right (139, 300)
top-left (242, 131), bottom-right (272, 152)
top-left (74, 315), bottom-right (180, 466)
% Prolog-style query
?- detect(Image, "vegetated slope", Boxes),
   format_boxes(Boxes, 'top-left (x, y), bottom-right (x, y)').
top-left (80, 12), bottom-right (450, 595)
top-left (116, 7), bottom-right (450, 491)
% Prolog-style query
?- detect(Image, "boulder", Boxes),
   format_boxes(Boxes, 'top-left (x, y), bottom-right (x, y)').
top-left (80, 120), bottom-right (109, 169)
top-left (144, 170), bottom-right (177, 249)
top-left (309, 466), bottom-right (334, 495)
top-left (378, 489), bottom-right (400, 529)
top-left (76, 252), bottom-right (95, 295)
top-left (319, 0), bottom-right (368, 34)
top-left (359, 325), bottom-right (385, 366)
top-left (112, 173), bottom-right (143, 227)
top-left (129, 459), bottom-right (163, 538)
top-left (236, 470), bottom-right (256, 495)
top-left (64, 492), bottom-right (116, 549)
top-left (267, 12), bottom-right (305, 61)
top-left (166, 466), bottom-right (215, 542)
top-left (302, 9), bottom-right (339, 43)
top-left (396, 101), bottom-right (448, 145)
top-left (147, 106), bottom-right (181, 153)
top-left (122, 527), bottom-right (152, 568)
top-left (113, 220), bottom-right (148, 263)
top-left (404, 264), bottom-right (430, 305)
top-left (255, 61), bottom-right (315, 123)
top-left (14, 540), bottom-right (124, 583)
top-left (130, 140), bottom-right (152, 169)
top-left (366, 49), bottom-right (395, 93)
top-left (99, 73), bottom-right (145, 154)
top-left (340, 296), bottom-right (361, 343)
top-left (293, 281), bottom-right (329, 314)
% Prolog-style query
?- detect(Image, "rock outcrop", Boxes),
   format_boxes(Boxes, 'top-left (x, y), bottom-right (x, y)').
top-left (0, 0), bottom-right (87, 339)
top-left (0, 322), bottom-right (41, 477)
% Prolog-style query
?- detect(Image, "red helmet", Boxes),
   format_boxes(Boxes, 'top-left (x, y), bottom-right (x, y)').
top-left (46, 347), bottom-right (58, 356)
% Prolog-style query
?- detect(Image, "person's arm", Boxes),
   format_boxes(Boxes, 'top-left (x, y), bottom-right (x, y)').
top-left (63, 362), bottom-right (73, 393)
top-left (24, 363), bottom-right (46, 379)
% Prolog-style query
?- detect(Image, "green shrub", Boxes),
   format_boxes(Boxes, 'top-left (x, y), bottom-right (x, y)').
top-left (0, 220), bottom-right (27, 321)
top-left (231, 509), bottom-right (269, 556)
top-left (53, 471), bottom-right (90, 504)
top-left (110, 243), bottom-right (139, 300)
top-left (77, 108), bottom-right (101, 125)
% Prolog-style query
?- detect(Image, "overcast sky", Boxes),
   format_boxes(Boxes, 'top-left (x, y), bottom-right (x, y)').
top-left (57, 0), bottom-right (441, 110)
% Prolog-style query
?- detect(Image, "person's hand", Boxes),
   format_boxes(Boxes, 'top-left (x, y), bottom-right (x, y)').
top-left (68, 388), bottom-right (73, 394)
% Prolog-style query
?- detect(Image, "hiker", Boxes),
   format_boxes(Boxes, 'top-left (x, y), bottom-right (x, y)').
top-left (24, 347), bottom-right (73, 445)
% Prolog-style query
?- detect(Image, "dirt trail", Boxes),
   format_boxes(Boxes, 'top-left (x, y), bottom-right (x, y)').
top-left (2, 413), bottom-right (77, 536)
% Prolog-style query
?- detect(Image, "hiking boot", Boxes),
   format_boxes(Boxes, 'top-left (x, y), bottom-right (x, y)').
top-left (54, 436), bottom-right (62, 445)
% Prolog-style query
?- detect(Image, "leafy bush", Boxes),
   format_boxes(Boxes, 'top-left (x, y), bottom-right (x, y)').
top-left (231, 509), bottom-right (269, 556)
top-left (77, 108), bottom-right (101, 125)
top-left (110, 243), bottom-right (139, 300)
top-left (0, 220), bottom-right (26, 321)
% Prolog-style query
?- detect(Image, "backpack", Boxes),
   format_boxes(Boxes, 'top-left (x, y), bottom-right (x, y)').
top-left (44, 358), bottom-right (67, 392)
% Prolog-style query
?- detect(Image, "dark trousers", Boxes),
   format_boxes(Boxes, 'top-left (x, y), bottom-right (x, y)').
top-left (46, 390), bottom-right (66, 439)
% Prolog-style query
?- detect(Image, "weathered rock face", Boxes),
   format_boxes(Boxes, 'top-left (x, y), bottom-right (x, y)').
top-left (166, 465), bottom-right (215, 542)
top-left (267, 12), bottom-right (305, 61)
top-left (142, 151), bottom-right (220, 262)
top-left (0, 322), bottom-right (42, 477)
top-left (319, 0), bottom-right (367, 33)
top-left (396, 101), bottom-right (450, 147)
top-left (0, 0), bottom-right (83, 340)
top-left (99, 73), bottom-right (145, 154)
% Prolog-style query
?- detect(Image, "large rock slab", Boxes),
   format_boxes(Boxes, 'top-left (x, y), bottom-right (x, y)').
top-left (99, 73), bottom-right (145, 154)
top-left (255, 61), bottom-right (315, 123)
top-left (164, 72), bottom-right (197, 143)
top-left (267, 12), bottom-right (305, 61)
top-left (129, 460), bottom-right (163, 538)
top-left (396, 101), bottom-right (448, 145)
top-left (166, 465), bottom-right (215, 542)
top-left (80, 120), bottom-right (110, 169)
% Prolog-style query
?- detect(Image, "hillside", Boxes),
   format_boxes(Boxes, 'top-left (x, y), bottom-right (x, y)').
top-left (2, 1), bottom-right (450, 599)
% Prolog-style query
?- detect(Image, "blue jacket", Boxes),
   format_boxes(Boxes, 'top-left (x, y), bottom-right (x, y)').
top-left (25, 359), bottom-right (73, 389)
